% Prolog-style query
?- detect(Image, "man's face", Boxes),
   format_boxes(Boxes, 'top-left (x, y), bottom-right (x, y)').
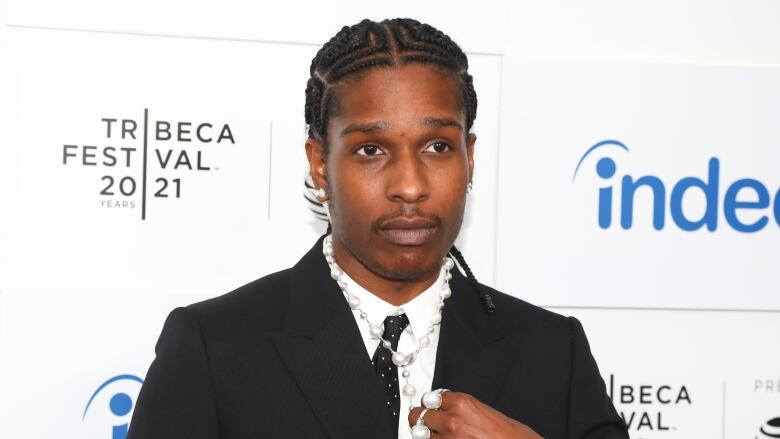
top-left (308, 64), bottom-right (475, 281)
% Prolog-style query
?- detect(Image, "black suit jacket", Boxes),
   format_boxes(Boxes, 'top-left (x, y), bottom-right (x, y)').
top-left (127, 236), bottom-right (628, 439)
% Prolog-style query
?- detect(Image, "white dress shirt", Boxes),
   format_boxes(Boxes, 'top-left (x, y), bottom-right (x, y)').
top-left (338, 267), bottom-right (445, 439)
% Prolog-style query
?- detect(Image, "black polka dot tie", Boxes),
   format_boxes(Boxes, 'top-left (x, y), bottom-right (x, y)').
top-left (372, 313), bottom-right (409, 438)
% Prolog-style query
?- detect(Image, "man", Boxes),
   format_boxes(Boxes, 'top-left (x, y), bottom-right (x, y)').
top-left (126, 18), bottom-right (628, 439)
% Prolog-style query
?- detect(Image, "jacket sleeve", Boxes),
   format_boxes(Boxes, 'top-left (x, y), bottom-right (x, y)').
top-left (566, 317), bottom-right (629, 439)
top-left (126, 306), bottom-right (220, 439)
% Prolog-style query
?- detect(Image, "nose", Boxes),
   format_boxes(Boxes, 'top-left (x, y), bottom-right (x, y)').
top-left (386, 149), bottom-right (430, 204)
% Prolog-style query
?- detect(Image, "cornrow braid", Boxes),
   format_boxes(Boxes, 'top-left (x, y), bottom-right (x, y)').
top-left (449, 245), bottom-right (496, 314)
top-left (304, 17), bottom-right (478, 147)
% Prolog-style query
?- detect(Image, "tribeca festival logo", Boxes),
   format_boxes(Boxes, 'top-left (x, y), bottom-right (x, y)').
top-left (608, 374), bottom-right (692, 434)
top-left (61, 109), bottom-right (235, 219)
top-left (83, 374), bottom-right (144, 439)
top-left (573, 140), bottom-right (780, 232)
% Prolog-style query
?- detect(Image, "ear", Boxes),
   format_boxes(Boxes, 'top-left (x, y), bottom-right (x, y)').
top-left (466, 132), bottom-right (476, 183)
top-left (305, 137), bottom-right (329, 201)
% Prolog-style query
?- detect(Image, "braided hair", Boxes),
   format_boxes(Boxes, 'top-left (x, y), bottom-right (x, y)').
top-left (305, 18), bottom-right (494, 314)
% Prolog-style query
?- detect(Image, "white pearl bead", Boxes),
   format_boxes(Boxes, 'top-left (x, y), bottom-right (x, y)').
top-left (392, 351), bottom-right (407, 366)
top-left (369, 324), bottom-right (384, 339)
top-left (421, 390), bottom-right (443, 409)
top-left (322, 244), bottom-right (450, 396)
top-left (346, 294), bottom-right (360, 309)
top-left (411, 424), bottom-right (430, 439)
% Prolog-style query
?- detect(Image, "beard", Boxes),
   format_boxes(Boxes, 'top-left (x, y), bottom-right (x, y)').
top-left (327, 190), bottom-right (458, 283)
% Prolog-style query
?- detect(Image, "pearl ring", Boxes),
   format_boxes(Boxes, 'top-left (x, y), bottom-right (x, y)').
top-left (422, 388), bottom-right (450, 410)
top-left (410, 408), bottom-right (431, 439)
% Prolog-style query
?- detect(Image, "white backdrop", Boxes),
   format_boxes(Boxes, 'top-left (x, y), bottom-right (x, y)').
top-left (1, 1), bottom-right (779, 439)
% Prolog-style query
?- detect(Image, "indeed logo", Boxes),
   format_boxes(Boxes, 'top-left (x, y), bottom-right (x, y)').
top-left (573, 140), bottom-right (780, 232)
top-left (83, 374), bottom-right (144, 439)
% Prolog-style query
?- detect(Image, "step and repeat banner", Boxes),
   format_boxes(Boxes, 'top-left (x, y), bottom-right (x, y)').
top-left (1, 2), bottom-right (778, 439)
top-left (495, 58), bottom-right (780, 438)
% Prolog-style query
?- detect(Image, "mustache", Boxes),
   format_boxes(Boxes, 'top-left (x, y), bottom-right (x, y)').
top-left (372, 207), bottom-right (442, 230)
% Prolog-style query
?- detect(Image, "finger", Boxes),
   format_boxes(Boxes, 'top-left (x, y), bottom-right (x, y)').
top-left (407, 392), bottom-right (460, 430)
top-left (408, 406), bottom-right (423, 427)
top-left (437, 390), bottom-right (463, 411)
top-left (408, 406), bottom-right (440, 427)
top-left (408, 406), bottom-right (450, 434)
top-left (413, 408), bottom-right (450, 435)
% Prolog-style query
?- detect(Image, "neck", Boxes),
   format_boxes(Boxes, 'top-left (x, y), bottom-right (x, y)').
top-left (330, 237), bottom-right (441, 306)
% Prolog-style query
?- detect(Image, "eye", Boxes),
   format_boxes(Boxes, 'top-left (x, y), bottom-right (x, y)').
top-left (355, 144), bottom-right (385, 156)
top-left (424, 141), bottom-right (451, 153)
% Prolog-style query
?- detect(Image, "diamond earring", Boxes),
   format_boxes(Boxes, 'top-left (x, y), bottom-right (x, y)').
top-left (310, 187), bottom-right (327, 200)
top-left (466, 181), bottom-right (473, 193)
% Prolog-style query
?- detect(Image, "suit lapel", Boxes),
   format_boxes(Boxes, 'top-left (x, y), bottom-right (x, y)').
top-left (271, 237), bottom-right (512, 437)
top-left (271, 236), bottom-right (394, 439)
top-left (432, 267), bottom-right (511, 407)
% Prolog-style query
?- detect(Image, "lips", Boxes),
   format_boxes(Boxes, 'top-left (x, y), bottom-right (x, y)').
top-left (378, 217), bottom-right (437, 246)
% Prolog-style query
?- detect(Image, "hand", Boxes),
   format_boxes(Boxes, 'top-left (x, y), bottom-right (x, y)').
top-left (408, 391), bottom-right (542, 439)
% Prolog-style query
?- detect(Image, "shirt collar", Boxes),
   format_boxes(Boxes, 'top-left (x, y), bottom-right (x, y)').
top-left (339, 265), bottom-right (445, 338)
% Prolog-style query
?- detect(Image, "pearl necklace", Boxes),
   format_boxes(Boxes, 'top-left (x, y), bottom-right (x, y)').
top-left (322, 235), bottom-right (454, 410)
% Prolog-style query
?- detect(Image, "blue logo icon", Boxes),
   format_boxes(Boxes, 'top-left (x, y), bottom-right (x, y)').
top-left (574, 140), bottom-right (780, 232)
top-left (83, 374), bottom-right (144, 439)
